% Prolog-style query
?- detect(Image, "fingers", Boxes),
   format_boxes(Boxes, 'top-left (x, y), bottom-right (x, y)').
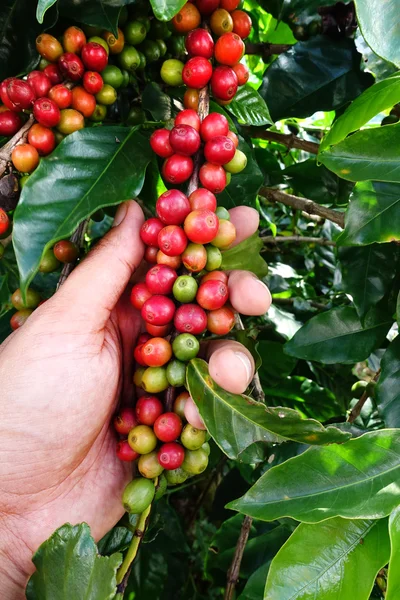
top-left (208, 340), bottom-right (255, 394)
top-left (228, 206), bottom-right (259, 247)
top-left (228, 270), bottom-right (272, 316)
top-left (56, 201), bottom-right (145, 328)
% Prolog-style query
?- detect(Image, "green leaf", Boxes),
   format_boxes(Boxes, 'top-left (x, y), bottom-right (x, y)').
top-left (257, 340), bottom-right (297, 386)
top-left (338, 181), bottom-right (400, 246)
top-left (285, 306), bottom-right (392, 364)
top-left (238, 563), bottom-right (270, 600)
top-left (149, 0), bottom-right (186, 21)
top-left (386, 506), bottom-right (400, 600)
top-left (13, 127), bottom-right (152, 294)
top-left (218, 139), bottom-right (263, 210)
top-left (221, 233), bottom-right (268, 278)
top-left (142, 83), bottom-right (172, 121)
top-left (355, 0), bottom-right (400, 67)
top-left (260, 37), bottom-right (373, 121)
top-left (320, 72), bottom-right (400, 151)
top-left (376, 337), bottom-right (400, 428)
top-left (0, 309), bottom-right (13, 343)
top-left (264, 518), bottom-right (390, 600)
top-left (339, 244), bottom-right (398, 320)
top-left (36, 0), bottom-right (57, 23)
top-left (320, 123), bottom-right (400, 183)
top-left (228, 429), bottom-right (400, 523)
top-left (283, 158), bottom-right (351, 205)
top-left (228, 85), bottom-right (272, 126)
top-left (26, 523), bottom-right (122, 600)
top-left (58, 0), bottom-right (120, 35)
top-left (186, 358), bottom-right (350, 460)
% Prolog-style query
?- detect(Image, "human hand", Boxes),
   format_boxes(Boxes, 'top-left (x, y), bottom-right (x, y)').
top-left (0, 200), bottom-right (271, 598)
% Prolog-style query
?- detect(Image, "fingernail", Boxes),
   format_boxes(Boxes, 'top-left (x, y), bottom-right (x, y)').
top-left (234, 351), bottom-right (253, 384)
top-left (113, 202), bottom-right (128, 227)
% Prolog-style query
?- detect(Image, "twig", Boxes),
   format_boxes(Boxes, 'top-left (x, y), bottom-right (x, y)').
top-left (56, 218), bottom-right (89, 289)
top-left (347, 370), bottom-right (381, 423)
top-left (224, 516), bottom-right (253, 600)
top-left (115, 503), bottom-right (152, 592)
top-left (272, 297), bottom-right (328, 311)
top-left (245, 42), bottom-right (293, 59)
top-left (165, 385), bottom-right (176, 412)
top-left (235, 314), bottom-right (265, 402)
top-left (243, 127), bottom-right (319, 154)
top-left (262, 235), bottom-right (336, 247)
top-left (0, 115), bottom-right (35, 177)
top-left (187, 85), bottom-right (209, 196)
top-left (260, 187), bottom-right (345, 228)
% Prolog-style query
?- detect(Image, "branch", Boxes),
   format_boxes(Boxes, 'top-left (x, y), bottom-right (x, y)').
top-left (56, 218), bottom-right (88, 290)
top-left (224, 516), bottom-right (253, 600)
top-left (261, 235), bottom-right (336, 247)
top-left (245, 42), bottom-right (293, 59)
top-left (260, 187), bottom-right (345, 228)
top-left (243, 127), bottom-right (319, 154)
top-left (0, 115), bottom-right (36, 177)
top-left (187, 84), bottom-right (209, 196)
top-left (347, 371), bottom-right (381, 423)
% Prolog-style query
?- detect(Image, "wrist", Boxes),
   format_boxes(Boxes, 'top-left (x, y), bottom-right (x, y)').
top-left (0, 518), bottom-right (32, 599)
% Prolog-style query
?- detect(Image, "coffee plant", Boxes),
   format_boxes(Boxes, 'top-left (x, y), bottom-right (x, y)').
top-left (1, 0), bottom-right (400, 598)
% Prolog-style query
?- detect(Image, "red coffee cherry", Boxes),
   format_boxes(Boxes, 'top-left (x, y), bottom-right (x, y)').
top-left (114, 407), bottom-right (137, 435)
top-left (200, 113), bottom-right (229, 142)
top-left (27, 71), bottom-right (52, 98)
top-left (182, 57), bottom-right (213, 89)
top-left (130, 282), bottom-right (152, 310)
top-left (142, 337), bottom-right (173, 367)
top-left (154, 413), bottom-right (183, 442)
top-left (140, 217), bottom-right (164, 246)
top-left (189, 188), bottom-right (217, 212)
top-left (0, 208), bottom-right (10, 235)
top-left (0, 78), bottom-right (19, 111)
top-left (28, 124), bottom-right (56, 156)
top-left (184, 209), bottom-right (219, 244)
top-left (138, 332), bottom-right (152, 345)
top-left (141, 295), bottom-right (176, 325)
top-left (211, 66), bottom-right (238, 101)
top-left (162, 154), bottom-right (194, 184)
top-left (83, 71), bottom-right (104, 94)
top-left (7, 80), bottom-right (35, 110)
top-left (172, 3), bottom-right (201, 33)
top-left (158, 442), bottom-right (185, 470)
top-left (185, 29), bottom-right (214, 59)
top-left (36, 33), bottom-right (63, 62)
top-left (175, 108), bottom-right (201, 132)
top-left (144, 246), bottom-right (158, 263)
top-left (227, 130), bottom-right (239, 147)
top-left (135, 396), bottom-right (164, 426)
top-left (10, 309), bottom-right (33, 330)
top-left (158, 225), bottom-right (188, 257)
top-left (204, 135), bottom-right (236, 165)
top-left (63, 26), bottom-right (87, 55)
top-left (201, 270), bottom-right (228, 285)
top-left (220, 0), bottom-right (240, 9)
top-left (232, 10), bottom-right (252, 39)
top-left (0, 111), bottom-right (22, 137)
top-left (53, 240), bottom-right (79, 263)
top-left (146, 322), bottom-right (172, 337)
top-left (196, 0), bottom-right (220, 15)
top-left (207, 306), bottom-right (235, 335)
top-left (169, 124), bottom-right (201, 156)
top-left (48, 84), bottom-right (72, 109)
top-left (214, 33), bottom-right (245, 67)
top-left (43, 64), bottom-right (63, 85)
top-left (174, 304), bottom-right (207, 335)
top-left (33, 97), bottom-right (61, 128)
top-left (81, 42), bottom-right (108, 72)
top-left (12, 144), bottom-right (39, 173)
top-left (116, 440), bottom-right (139, 462)
top-left (58, 52), bottom-right (85, 81)
top-left (156, 190), bottom-right (191, 226)
top-left (71, 86), bottom-right (96, 117)
top-left (199, 162), bottom-right (227, 194)
top-left (134, 344), bottom-right (147, 366)
top-left (233, 62), bottom-right (249, 85)
top-left (181, 243), bottom-right (207, 272)
top-left (150, 128), bottom-right (174, 158)
top-left (157, 251), bottom-right (182, 270)
top-left (197, 279), bottom-right (229, 310)
top-left (145, 264), bottom-right (178, 295)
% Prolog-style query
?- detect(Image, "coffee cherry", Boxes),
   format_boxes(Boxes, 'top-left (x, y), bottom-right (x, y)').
top-left (189, 188), bottom-right (217, 212)
top-left (0, 79), bottom-right (18, 111)
top-left (36, 34), bottom-right (63, 62)
top-left (33, 98), bottom-right (61, 128)
top-left (6, 80), bottom-right (35, 110)
top-left (158, 225), bottom-right (188, 257)
top-left (150, 129), bottom-right (174, 158)
top-left (232, 10), bottom-right (252, 39)
top-left (158, 442), bottom-right (185, 470)
top-left (10, 309), bottom-right (33, 330)
top-left (165, 467), bottom-right (188, 485)
top-left (138, 332), bottom-right (152, 345)
top-left (11, 287), bottom-right (41, 310)
top-left (175, 108), bottom-right (201, 132)
top-left (172, 333), bottom-right (200, 361)
top-left (0, 209), bottom-right (9, 236)
top-left (224, 148), bottom-right (247, 173)
top-left (201, 270), bottom-right (229, 285)
top-left (27, 71), bottom-right (52, 98)
top-left (181, 424), bottom-right (207, 450)
top-left (156, 190), bottom-right (191, 225)
top-left (160, 59), bottom-right (184, 86)
top-left (182, 57), bottom-right (213, 89)
top-left (206, 245), bottom-right (222, 270)
top-left (141, 295), bottom-right (176, 326)
top-left (202, 442), bottom-right (211, 455)
top-left (155, 472), bottom-right (168, 499)
top-left (63, 26), bottom-right (87, 54)
top-left (39, 248), bottom-right (60, 273)
top-left (174, 391), bottom-right (189, 419)
top-left (135, 395), bottom-right (164, 426)
top-left (140, 217), bottom-right (164, 247)
top-left (142, 337), bottom-right (172, 367)
top-left (124, 20), bottom-right (147, 45)
top-left (83, 71), bottom-right (104, 95)
top-left (119, 46), bottom-right (141, 72)
top-left (215, 33), bottom-right (245, 67)
top-left (102, 65), bottom-right (123, 89)
top-left (197, 279), bottom-right (229, 310)
top-left (183, 88), bottom-right (199, 111)
top-left (204, 136), bottom-right (236, 165)
top-left (134, 367), bottom-right (146, 387)
top-left (0, 111), bottom-right (22, 137)
top-left (128, 424), bottom-right (157, 454)
top-left (28, 124), bottom-right (55, 156)
top-left (58, 52), bottom-right (85, 81)
top-left (216, 206), bottom-right (230, 220)
top-left (116, 440), bottom-right (139, 462)
top-left (53, 240), bottom-right (79, 263)
top-left (185, 29), bottom-right (214, 59)
top-left (182, 243), bottom-right (207, 272)
top-left (166, 359), bottom-right (187, 387)
top-left (211, 66), bottom-right (238, 101)
top-left (220, 0), bottom-right (240, 9)
top-left (200, 113), bottom-right (229, 142)
top-left (210, 8), bottom-right (234, 35)
top-left (96, 84), bottom-right (117, 105)
top-left (57, 109), bottom-right (85, 134)
top-left (196, 0), bottom-right (220, 15)
top-left (43, 64), bottom-right (63, 85)
top-left (141, 366), bottom-right (169, 393)
top-left (211, 219), bottom-right (236, 248)
top-left (157, 251), bottom-right (182, 269)
top-left (154, 412), bottom-right (182, 442)
top-left (134, 344), bottom-right (147, 366)
top-left (173, 275), bottom-right (198, 303)
top-left (146, 323), bottom-right (171, 337)
top-left (146, 265), bottom-right (177, 295)
top-left (162, 154), bottom-right (194, 184)
top-left (182, 448), bottom-right (209, 474)
top-left (138, 451), bottom-right (164, 479)
top-left (184, 395), bottom-right (206, 430)
top-left (81, 42), bottom-right (108, 71)
top-left (174, 304), bottom-right (207, 335)
top-left (122, 478), bottom-right (155, 514)
top-left (184, 209), bottom-right (219, 244)
top-left (114, 407), bottom-right (137, 435)
top-left (12, 144), bottom-right (39, 173)
top-left (199, 162), bottom-right (227, 194)
top-left (233, 62), bottom-right (249, 85)
top-left (103, 28), bottom-right (125, 54)
top-left (207, 306), bottom-right (235, 335)
top-left (130, 283), bottom-right (152, 310)
top-left (169, 124), bottom-right (201, 156)
top-left (172, 3), bottom-right (201, 33)
top-left (144, 246), bottom-right (158, 263)
top-left (48, 84), bottom-right (73, 109)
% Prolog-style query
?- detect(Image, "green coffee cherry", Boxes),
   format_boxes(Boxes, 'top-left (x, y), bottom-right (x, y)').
top-left (155, 473), bottom-right (168, 500)
top-left (11, 288), bottom-right (41, 310)
top-left (125, 20), bottom-right (147, 45)
top-left (20, 174), bottom-right (30, 188)
top-left (39, 248), bottom-right (60, 273)
top-left (224, 149), bottom-right (247, 174)
top-left (122, 478), bottom-right (155, 514)
top-left (136, 15), bottom-right (151, 33)
top-left (118, 45), bottom-right (141, 72)
top-left (172, 334), bottom-right (200, 361)
top-left (141, 366), bottom-right (169, 393)
top-left (133, 367), bottom-right (146, 387)
top-left (216, 206), bottom-right (230, 220)
top-left (126, 106), bottom-right (146, 126)
top-left (140, 40), bottom-right (161, 63)
top-left (88, 36), bottom-right (109, 54)
top-left (121, 69), bottom-right (130, 87)
top-left (173, 275), bottom-right (198, 303)
top-left (181, 424), bottom-right (207, 450)
top-left (138, 451), bottom-right (164, 479)
top-left (182, 448), bottom-right (209, 475)
top-left (202, 442), bottom-right (211, 456)
top-left (225, 171), bottom-right (232, 185)
top-left (165, 467), bottom-right (188, 486)
top-left (351, 380), bottom-right (368, 398)
top-left (166, 359), bottom-right (187, 387)
top-left (156, 39), bottom-right (167, 57)
top-left (95, 84), bottom-right (117, 106)
top-left (205, 246), bottom-right (222, 271)
top-left (102, 65), bottom-right (124, 89)
top-left (137, 51), bottom-right (147, 71)
top-left (128, 425), bottom-right (157, 454)
top-left (90, 104), bottom-right (107, 122)
top-left (149, 20), bottom-right (170, 40)
top-left (161, 59), bottom-right (184, 86)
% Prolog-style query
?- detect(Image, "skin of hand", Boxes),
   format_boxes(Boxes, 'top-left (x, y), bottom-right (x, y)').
top-left (0, 201), bottom-right (271, 598)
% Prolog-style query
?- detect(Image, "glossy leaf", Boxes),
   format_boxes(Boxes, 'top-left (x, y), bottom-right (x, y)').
top-left (260, 37), bottom-right (373, 121)
top-left (320, 72), bottom-right (400, 151)
top-left (228, 85), bottom-right (272, 126)
top-left (218, 139), bottom-right (264, 210)
top-left (376, 337), bottom-right (400, 428)
top-left (142, 83), bottom-right (172, 121)
top-left (149, 0), bottom-right (186, 21)
top-left (338, 181), bottom-right (400, 246)
top-left (283, 158), bottom-right (351, 205)
top-left (13, 127), bottom-right (152, 293)
top-left (228, 429), bottom-right (400, 523)
top-left (339, 244), bottom-right (398, 320)
top-left (26, 523), bottom-right (122, 600)
top-left (386, 506), bottom-right (400, 600)
top-left (257, 340), bottom-right (297, 387)
top-left (285, 306), bottom-right (392, 364)
top-left (239, 563), bottom-right (270, 600)
top-left (36, 0), bottom-right (57, 22)
top-left (58, 0), bottom-right (120, 35)
top-left (186, 359), bottom-right (350, 460)
top-left (264, 518), bottom-right (390, 600)
top-left (221, 233), bottom-right (268, 278)
top-left (355, 0), bottom-right (400, 67)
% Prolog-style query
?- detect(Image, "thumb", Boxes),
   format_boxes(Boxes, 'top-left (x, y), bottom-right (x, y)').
top-left (56, 201), bottom-right (145, 328)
